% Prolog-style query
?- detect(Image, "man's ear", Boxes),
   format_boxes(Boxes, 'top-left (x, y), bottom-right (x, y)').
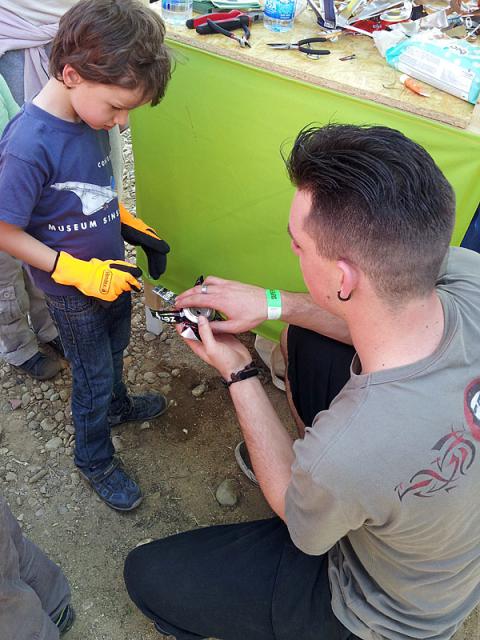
top-left (336, 258), bottom-right (358, 301)
top-left (62, 64), bottom-right (83, 88)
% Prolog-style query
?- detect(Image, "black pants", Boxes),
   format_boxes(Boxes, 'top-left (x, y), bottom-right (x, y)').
top-left (124, 328), bottom-right (357, 640)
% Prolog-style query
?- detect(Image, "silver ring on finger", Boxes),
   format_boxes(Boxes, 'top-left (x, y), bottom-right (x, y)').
top-left (201, 283), bottom-right (208, 294)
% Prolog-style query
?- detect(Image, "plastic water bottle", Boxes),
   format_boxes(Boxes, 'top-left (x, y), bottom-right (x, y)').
top-left (263, 0), bottom-right (296, 32)
top-left (161, 0), bottom-right (193, 26)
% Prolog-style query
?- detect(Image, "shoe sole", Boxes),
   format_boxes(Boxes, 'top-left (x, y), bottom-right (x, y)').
top-left (78, 470), bottom-right (143, 511)
top-left (109, 398), bottom-right (169, 428)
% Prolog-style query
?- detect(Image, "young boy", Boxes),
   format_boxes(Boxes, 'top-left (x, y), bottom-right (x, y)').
top-left (0, 0), bottom-right (172, 511)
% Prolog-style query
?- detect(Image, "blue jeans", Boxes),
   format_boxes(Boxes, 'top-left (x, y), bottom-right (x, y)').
top-left (46, 292), bottom-right (131, 471)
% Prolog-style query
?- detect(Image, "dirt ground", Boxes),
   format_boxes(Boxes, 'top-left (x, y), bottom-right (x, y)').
top-left (0, 133), bottom-right (478, 640)
top-left (0, 306), bottom-right (290, 640)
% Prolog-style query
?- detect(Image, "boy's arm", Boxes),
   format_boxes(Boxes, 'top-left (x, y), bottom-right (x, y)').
top-left (0, 221), bottom-right (142, 302)
top-left (0, 221), bottom-right (57, 271)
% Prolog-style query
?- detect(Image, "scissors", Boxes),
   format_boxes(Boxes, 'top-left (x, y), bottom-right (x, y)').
top-left (267, 37), bottom-right (330, 57)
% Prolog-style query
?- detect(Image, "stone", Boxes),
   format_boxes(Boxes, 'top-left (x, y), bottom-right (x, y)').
top-left (171, 368), bottom-right (181, 377)
top-left (140, 421), bottom-right (150, 430)
top-left (215, 479), bottom-right (239, 507)
top-left (59, 390), bottom-right (69, 402)
top-left (112, 435), bottom-right (124, 452)
top-left (45, 436), bottom-right (62, 451)
top-left (192, 383), bottom-right (207, 398)
top-left (143, 371), bottom-right (157, 384)
top-left (158, 371), bottom-right (171, 379)
top-left (29, 469), bottom-right (48, 484)
top-left (127, 369), bottom-right (136, 384)
top-left (54, 410), bottom-right (64, 423)
top-left (143, 332), bottom-right (156, 343)
top-left (22, 392), bottom-right (32, 407)
top-left (5, 471), bottom-right (17, 482)
top-left (9, 398), bottom-right (21, 410)
top-left (160, 384), bottom-right (171, 395)
top-left (40, 418), bottom-right (55, 432)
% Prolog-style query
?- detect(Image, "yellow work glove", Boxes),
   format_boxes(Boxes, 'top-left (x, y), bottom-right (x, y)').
top-left (119, 204), bottom-right (170, 279)
top-left (51, 251), bottom-right (142, 302)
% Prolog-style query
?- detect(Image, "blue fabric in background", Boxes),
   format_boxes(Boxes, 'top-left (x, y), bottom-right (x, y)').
top-left (461, 205), bottom-right (480, 253)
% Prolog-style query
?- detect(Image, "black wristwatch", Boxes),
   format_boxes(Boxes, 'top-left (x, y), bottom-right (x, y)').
top-left (222, 362), bottom-right (259, 388)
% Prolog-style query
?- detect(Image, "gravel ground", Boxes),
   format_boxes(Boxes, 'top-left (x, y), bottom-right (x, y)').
top-left (0, 131), bottom-right (478, 639)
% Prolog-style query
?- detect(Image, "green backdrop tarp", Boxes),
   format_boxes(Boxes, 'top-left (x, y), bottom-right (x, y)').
top-left (131, 41), bottom-right (480, 341)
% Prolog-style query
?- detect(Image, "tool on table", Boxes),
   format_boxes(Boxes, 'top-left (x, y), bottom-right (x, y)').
top-left (267, 37), bottom-right (331, 56)
top-left (187, 8), bottom-right (242, 27)
top-left (198, 14), bottom-right (252, 45)
top-left (400, 74), bottom-right (430, 97)
top-left (152, 276), bottom-right (222, 341)
top-left (187, 9), bottom-right (263, 27)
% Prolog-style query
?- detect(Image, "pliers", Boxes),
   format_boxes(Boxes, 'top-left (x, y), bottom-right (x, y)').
top-left (204, 15), bottom-right (251, 47)
top-left (267, 37), bottom-right (330, 57)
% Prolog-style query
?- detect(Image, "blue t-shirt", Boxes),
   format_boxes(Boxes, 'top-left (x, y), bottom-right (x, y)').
top-left (0, 102), bottom-right (124, 295)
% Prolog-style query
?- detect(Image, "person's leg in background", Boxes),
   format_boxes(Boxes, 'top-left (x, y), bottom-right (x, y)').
top-left (0, 253), bottom-right (63, 380)
top-left (0, 496), bottom-right (74, 639)
top-left (22, 265), bottom-right (64, 356)
top-left (0, 50), bottom-right (25, 105)
top-left (283, 325), bottom-right (355, 433)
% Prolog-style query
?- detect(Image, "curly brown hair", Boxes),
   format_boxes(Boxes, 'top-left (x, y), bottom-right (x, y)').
top-left (49, 0), bottom-right (171, 106)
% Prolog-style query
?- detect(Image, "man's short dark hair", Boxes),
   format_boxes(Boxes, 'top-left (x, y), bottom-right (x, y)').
top-left (50, 0), bottom-right (171, 106)
top-left (286, 124), bottom-right (455, 304)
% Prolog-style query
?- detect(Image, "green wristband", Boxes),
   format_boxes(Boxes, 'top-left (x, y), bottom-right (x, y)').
top-left (266, 289), bottom-right (282, 320)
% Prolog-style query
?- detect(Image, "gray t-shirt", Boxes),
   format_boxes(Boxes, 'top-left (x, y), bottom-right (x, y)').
top-left (285, 247), bottom-right (480, 640)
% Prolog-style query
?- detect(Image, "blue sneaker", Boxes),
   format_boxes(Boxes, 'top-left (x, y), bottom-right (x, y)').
top-left (79, 458), bottom-right (142, 511)
top-left (108, 393), bottom-right (168, 428)
top-left (54, 604), bottom-right (75, 635)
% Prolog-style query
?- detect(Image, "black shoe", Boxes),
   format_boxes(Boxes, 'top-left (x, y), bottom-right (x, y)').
top-left (47, 337), bottom-right (65, 358)
top-left (108, 393), bottom-right (168, 428)
top-left (234, 441), bottom-right (258, 485)
top-left (54, 604), bottom-right (75, 635)
top-left (79, 458), bottom-right (143, 511)
top-left (15, 352), bottom-right (63, 381)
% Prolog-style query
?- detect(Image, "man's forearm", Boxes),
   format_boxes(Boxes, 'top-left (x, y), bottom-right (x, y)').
top-left (281, 292), bottom-right (352, 345)
top-left (230, 377), bottom-right (295, 520)
top-left (0, 222), bottom-right (57, 272)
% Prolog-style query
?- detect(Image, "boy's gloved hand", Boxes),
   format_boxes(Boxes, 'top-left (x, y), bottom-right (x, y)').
top-left (51, 251), bottom-right (142, 302)
top-left (119, 204), bottom-right (170, 280)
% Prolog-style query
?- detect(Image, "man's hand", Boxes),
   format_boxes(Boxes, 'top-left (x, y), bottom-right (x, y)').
top-left (51, 251), bottom-right (142, 301)
top-left (175, 276), bottom-right (267, 334)
top-left (119, 204), bottom-right (170, 279)
top-left (177, 316), bottom-right (252, 380)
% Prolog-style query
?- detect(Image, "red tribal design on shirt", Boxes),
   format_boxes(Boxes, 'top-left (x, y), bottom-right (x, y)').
top-left (395, 377), bottom-right (480, 501)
